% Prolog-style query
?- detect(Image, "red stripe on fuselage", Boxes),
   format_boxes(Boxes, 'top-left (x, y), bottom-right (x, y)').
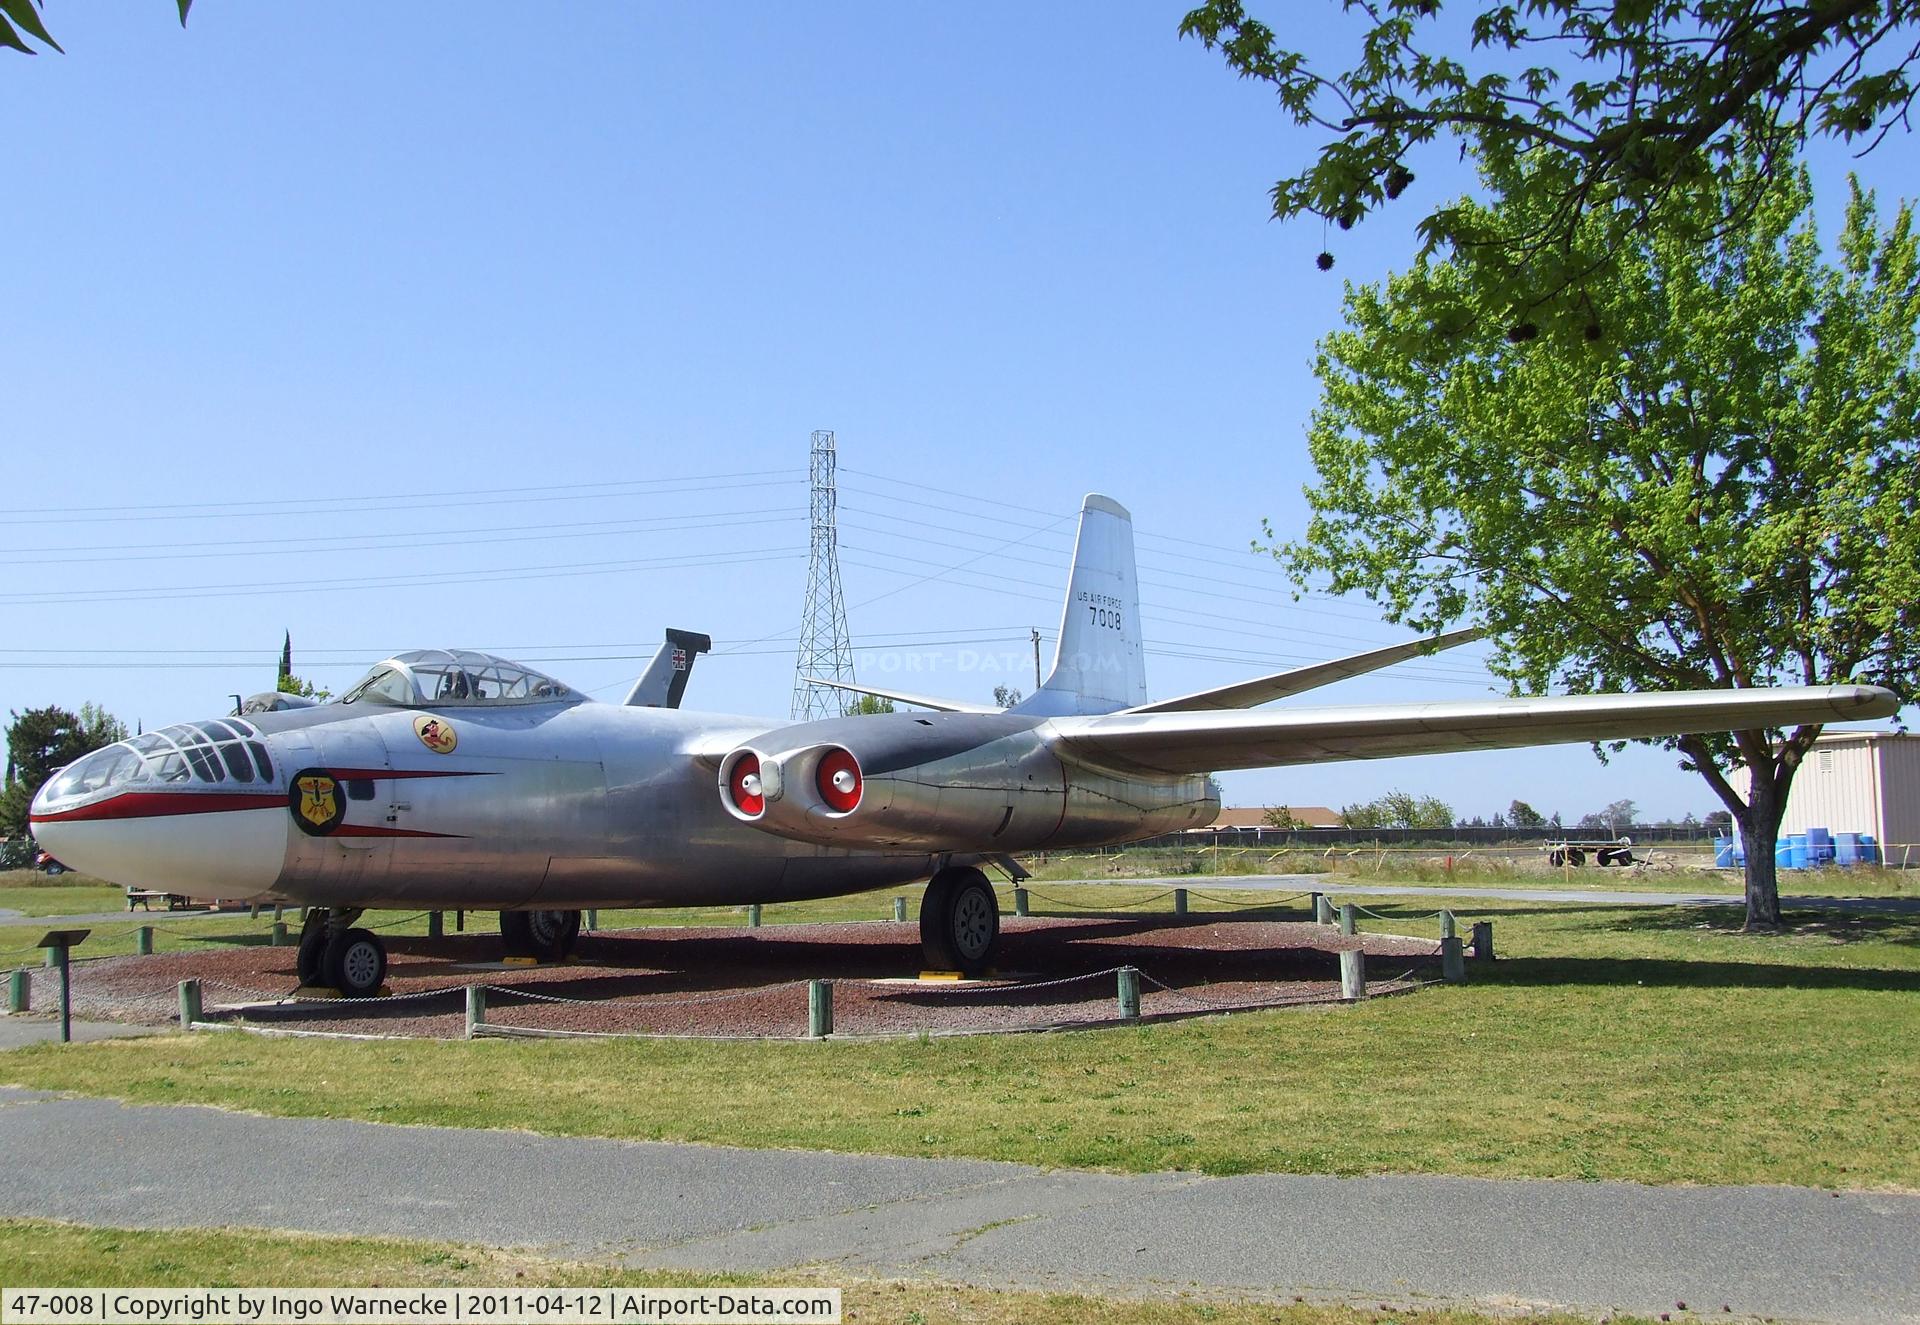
top-left (329, 825), bottom-right (466, 839)
top-left (321, 768), bottom-right (491, 781)
top-left (30, 792), bottom-right (287, 824)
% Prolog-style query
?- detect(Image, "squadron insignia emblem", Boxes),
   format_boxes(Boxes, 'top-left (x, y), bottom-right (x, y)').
top-left (290, 771), bottom-right (346, 836)
top-left (415, 715), bottom-right (458, 754)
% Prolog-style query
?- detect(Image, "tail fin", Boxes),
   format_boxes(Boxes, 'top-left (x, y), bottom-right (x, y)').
top-left (624, 628), bottom-right (712, 708)
top-left (1012, 494), bottom-right (1146, 717)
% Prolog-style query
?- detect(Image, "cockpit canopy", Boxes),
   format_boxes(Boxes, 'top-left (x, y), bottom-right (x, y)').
top-left (340, 649), bottom-right (580, 708)
top-left (38, 718), bottom-right (276, 808)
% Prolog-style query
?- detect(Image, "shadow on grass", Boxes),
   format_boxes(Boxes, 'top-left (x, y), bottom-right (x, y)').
top-left (1476, 954), bottom-right (1920, 992)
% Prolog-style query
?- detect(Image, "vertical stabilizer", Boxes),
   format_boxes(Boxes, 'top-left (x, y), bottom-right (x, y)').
top-left (624, 629), bottom-right (713, 708)
top-left (1012, 495), bottom-right (1146, 717)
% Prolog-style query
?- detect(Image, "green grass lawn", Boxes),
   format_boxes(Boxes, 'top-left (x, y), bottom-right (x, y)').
top-left (4, 892), bottom-right (1914, 1192)
top-left (0, 1218), bottom-right (1655, 1325)
top-left (0, 871), bottom-right (131, 918)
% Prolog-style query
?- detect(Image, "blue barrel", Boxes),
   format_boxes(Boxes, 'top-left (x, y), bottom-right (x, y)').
top-left (1788, 834), bottom-right (1810, 869)
top-left (1861, 835), bottom-right (1879, 865)
top-left (1714, 835), bottom-right (1737, 868)
top-left (1807, 827), bottom-right (1833, 865)
top-left (1835, 833), bottom-right (1860, 866)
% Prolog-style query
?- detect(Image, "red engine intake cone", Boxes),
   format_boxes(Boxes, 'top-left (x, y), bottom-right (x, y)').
top-left (816, 747), bottom-right (862, 813)
top-left (728, 753), bottom-right (765, 816)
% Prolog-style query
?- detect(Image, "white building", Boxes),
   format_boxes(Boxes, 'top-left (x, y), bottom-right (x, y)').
top-left (1732, 731), bottom-right (1920, 865)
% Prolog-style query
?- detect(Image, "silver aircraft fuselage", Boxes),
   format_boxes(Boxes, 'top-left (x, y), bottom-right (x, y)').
top-left (30, 693), bottom-right (1217, 911)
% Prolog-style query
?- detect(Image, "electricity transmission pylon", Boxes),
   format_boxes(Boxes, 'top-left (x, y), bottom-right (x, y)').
top-left (791, 429), bottom-right (856, 719)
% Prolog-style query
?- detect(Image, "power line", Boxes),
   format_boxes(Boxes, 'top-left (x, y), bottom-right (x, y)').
top-left (0, 474), bottom-right (804, 526)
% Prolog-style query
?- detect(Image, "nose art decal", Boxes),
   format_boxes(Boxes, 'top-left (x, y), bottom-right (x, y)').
top-left (291, 770), bottom-right (347, 836)
top-left (414, 715), bottom-right (458, 754)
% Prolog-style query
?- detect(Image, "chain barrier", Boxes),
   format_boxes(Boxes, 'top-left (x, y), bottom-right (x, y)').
top-left (1020, 887), bottom-right (1179, 911)
top-left (494, 979), bottom-right (812, 1010)
top-left (845, 966), bottom-right (1128, 996)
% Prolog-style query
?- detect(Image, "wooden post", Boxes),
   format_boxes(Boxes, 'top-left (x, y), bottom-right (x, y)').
top-left (178, 978), bottom-right (202, 1029)
top-left (1439, 909), bottom-right (1457, 939)
top-left (1339, 948), bottom-right (1365, 1000)
top-left (747, 904), bottom-right (762, 929)
top-left (273, 904), bottom-right (284, 924)
top-left (7, 968), bottom-right (27, 1014)
top-left (1013, 887), bottom-right (1030, 917)
top-left (1471, 920), bottom-right (1494, 961)
top-left (584, 909), bottom-right (597, 932)
top-left (428, 911), bottom-right (444, 939)
top-left (1173, 887), bottom-right (1189, 916)
top-left (1116, 966), bottom-right (1141, 1021)
top-left (55, 945), bottom-right (72, 1043)
top-left (1314, 893), bottom-right (1334, 925)
top-left (1339, 903), bottom-right (1357, 936)
top-left (43, 947), bottom-right (57, 968)
top-left (464, 985), bottom-right (486, 1039)
top-left (808, 979), bottom-right (833, 1038)
top-left (892, 896), bottom-right (907, 922)
top-left (271, 922), bottom-right (288, 947)
top-left (1441, 936), bottom-right (1466, 983)
top-left (455, 909), bottom-right (465, 933)
top-left (136, 926), bottom-right (154, 956)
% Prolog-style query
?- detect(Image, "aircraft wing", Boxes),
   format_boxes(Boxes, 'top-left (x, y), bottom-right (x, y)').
top-left (1124, 627), bottom-right (1486, 713)
top-left (803, 677), bottom-right (999, 714)
top-left (1045, 685), bottom-right (1898, 776)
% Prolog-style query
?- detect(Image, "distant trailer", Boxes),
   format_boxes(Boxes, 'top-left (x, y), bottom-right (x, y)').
top-left (1543, 836), bottom-right (1635, 867)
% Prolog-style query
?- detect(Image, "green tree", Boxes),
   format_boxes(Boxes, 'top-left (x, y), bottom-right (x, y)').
top-left (1507, 799), bottom-right (1546, 828)
top-left (1180, 0), bottom-right (1918, 331)
top-left (1, 0), bottom-right (190, 54)
top-left (847, 693), bottom-right (895, 716)
top-left (1341, 789), bottom-right (1455, 829)
top-left (1283, 159), bottom-right (1920, 927)
top-left (993, 684), bottom-right (1024, 709)
top-left (1577, 798), bottom-right (1639, 833)
top-left (1, 703), bottom-right (126, 840)
top-left (1261, 804), bottom-right (1306, 829)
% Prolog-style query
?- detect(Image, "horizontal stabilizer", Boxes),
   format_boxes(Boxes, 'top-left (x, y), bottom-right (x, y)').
top-left (1048, 685), bottom-right (1898, 777)
top-left (1125, 627), bottom-right (1486, 713)
top-left (804, 677), bottom-right (998, 715)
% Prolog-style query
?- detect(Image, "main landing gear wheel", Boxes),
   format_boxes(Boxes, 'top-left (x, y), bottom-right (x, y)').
top-left (296, 911), bottom-right (330, 987)
top-left (500, 909), bottom-right (581, 963)
top-left (920, 866), bottom-right (1000, 977)
top-left (323, 927), bottom-right (387, 998)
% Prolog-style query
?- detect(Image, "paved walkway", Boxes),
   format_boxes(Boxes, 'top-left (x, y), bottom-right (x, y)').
top-left (0, 1086), bottom-right (1913, 1322)
top-left (1052, 874), bottom-right (1920, 913)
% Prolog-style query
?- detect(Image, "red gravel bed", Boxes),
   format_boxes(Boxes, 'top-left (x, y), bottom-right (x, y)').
top-left (28, 917), bottom-right (1442, 1040)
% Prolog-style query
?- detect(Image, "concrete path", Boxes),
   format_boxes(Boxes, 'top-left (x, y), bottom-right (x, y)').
top-left (0, 1017), bottom-right (157, 1050)
top-left (1, 1087), bottom-right (1913, 1322)
top-left (1050, 874), bottom-right (1920, 913)
top-left (0, 907), bottom-right (220, 927)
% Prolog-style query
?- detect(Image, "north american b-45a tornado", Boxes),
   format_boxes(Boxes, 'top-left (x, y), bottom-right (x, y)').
top-left (31, 496), bottom-right (1896, 995)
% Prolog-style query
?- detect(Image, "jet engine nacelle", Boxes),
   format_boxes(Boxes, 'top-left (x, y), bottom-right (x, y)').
top-left (716, 713), bottom-right (1217, 851)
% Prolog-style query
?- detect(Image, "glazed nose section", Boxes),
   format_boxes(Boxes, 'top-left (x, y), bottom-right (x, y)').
top-left (29, 725), bottom-right (290, 899)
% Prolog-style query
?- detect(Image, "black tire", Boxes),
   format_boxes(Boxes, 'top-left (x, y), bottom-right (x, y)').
top-left (1548, 849), bottom-right (1565, 867)
top-left (1568, 848), bottom-right (1586, 867)
top-left (919, 867), bottom-right (1000, 976)
top-left (500, 909), bottom-right (581, 963)
top-left (323, 927), bottom-right (387, 998)
top-left (296, 916), bottom-right (329, 987)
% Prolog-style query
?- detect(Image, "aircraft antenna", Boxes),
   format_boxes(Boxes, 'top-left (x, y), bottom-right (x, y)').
top-left (791, 429), bottom-right (857, 719)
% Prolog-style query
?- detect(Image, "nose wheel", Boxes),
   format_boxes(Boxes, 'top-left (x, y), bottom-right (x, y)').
top-left (295, 909), bottom-right (388, 998)
top-left (920, 866), bottom-right (1000, 976)
top-left (500, 909), bottom-right (581, 963)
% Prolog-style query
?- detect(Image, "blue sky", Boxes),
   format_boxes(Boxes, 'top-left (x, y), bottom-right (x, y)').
top-left (3, 3), bottom-right (1911, 824)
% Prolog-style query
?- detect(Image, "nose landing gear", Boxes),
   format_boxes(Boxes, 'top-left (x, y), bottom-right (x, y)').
top-left (295, 908), bottom-right (388, 998)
